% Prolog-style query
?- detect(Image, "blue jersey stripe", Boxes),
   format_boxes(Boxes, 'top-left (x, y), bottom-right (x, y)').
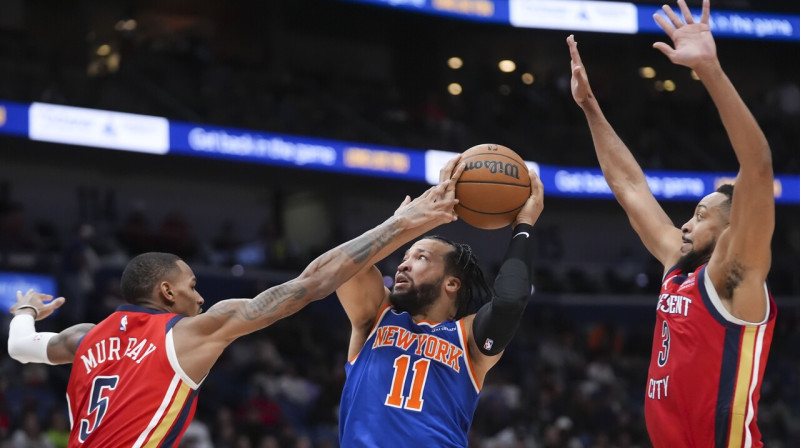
top-left (160, 388), bottom-right (199, 447)
top-left (714, 326), bottom-right (741, 448)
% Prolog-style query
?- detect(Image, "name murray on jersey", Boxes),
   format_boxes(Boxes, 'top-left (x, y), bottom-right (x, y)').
top-left (80, 336), bottom-right (158, 374)
top-left (372, 325), bottom-right (463, 372)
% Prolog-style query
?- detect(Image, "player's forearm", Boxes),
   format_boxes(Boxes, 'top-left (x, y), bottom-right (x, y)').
top-left (472, 224), bottom-right (533, 356)
top-left (238, 215), bottom-right (407, 322)
top-left (8, 314), bottom-right (56, 364)
top-left (696, 62), bottom-right (772, 173)
top-left (582, 100), bottom-right (650, 196)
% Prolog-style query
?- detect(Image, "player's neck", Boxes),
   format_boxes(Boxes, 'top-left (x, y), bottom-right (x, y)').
top-left (412, 300), bottom-right (456, 324)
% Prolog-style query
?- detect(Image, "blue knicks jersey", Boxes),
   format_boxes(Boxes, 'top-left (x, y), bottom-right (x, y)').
top-left (339, 306), bottom-right (481, 447)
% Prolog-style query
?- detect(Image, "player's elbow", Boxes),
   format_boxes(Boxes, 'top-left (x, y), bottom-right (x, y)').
top-left (8, 339), bottom-right (33, 364)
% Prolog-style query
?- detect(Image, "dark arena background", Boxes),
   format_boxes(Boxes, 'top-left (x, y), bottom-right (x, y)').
top-left (1, 0), bottom-right (799, 446)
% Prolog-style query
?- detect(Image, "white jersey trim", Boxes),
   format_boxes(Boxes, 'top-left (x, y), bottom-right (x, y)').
top-left (743, 323), bottom-right (767, 448)
top-left (703, 268), bottom-right (770, 326)
top-left (166, 329), bottom-right (203, 389)
top-left (66, 393), bottom-right (74, 429)
top-left (132, 374), bottom-right (180, 448)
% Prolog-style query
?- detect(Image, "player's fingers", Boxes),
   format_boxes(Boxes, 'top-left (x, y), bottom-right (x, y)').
top-left (677, 0), bottom-right (694, 23)
top-left (396, 195), bottom-right (411, 211)
top-left (662, 4), bottom-right (683, 28)
top-left (652, 42), bottom-right (674, 59)
top-left (449, 162), bottom-right (465, 184)
top-left (439, 155), bottom-right (462, 183)
top-left (43, 297), bottom-right (66, 311)
top-left (529, 169), bottom-right (543, 197)
top-left (700, 0), bottom-right (710, 24)
top-left (431, 180), bottom-right (450, 199)
top-left (567, 35), bottom-right (583, 66)
top-left (572, 65), bottom-right (586, 83)
top-left (653, 14), bottom-right (675, 38)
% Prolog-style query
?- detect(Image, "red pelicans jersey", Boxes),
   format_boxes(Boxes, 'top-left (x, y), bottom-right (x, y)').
top-left (645, 265), bottom-right (776, 448)
top-left (66, 305), bottom-right (201, 447)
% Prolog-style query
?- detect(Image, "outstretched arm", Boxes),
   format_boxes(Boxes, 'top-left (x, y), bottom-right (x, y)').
top-left (8, 290), bottom-right (95, 365)
top-left (336, 156), bottom-right (465, 350)
top-left (466, 169), bottom-right (543, 385)
top-left (568, 35), bottom-right (682, 268)
top-left (174, 180), bottom-right (461, 381)
top-left (654, 0), bottom-right (773, 320)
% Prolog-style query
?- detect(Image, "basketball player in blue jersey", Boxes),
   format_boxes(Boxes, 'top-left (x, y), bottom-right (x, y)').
top-left (569, 1), bottom-right (776, 446)
top-left (336, 156), bottom-right (544, 447)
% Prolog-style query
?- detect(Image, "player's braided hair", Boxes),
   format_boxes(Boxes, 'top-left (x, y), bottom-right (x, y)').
top-left (121, 252), bottom-right (182, 304)
top-left (425, 236), bottom-right (492, 320)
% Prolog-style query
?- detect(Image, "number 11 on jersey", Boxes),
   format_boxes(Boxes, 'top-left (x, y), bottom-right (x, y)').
top-left (385, 355), bottom-right (431, 411)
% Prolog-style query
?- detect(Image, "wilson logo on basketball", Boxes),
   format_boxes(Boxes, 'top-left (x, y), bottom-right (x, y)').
top-left (464, 160), bottom-right (520, 180)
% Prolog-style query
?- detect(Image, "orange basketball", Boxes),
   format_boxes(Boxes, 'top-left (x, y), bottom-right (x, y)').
top-left (454, 144), bottom-right (530, 230)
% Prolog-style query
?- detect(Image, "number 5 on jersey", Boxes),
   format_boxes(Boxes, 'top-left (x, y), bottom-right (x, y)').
top-left (385, 355), bottom-right (430, 411)
top-left (79, 376), bottom-right (119, 442)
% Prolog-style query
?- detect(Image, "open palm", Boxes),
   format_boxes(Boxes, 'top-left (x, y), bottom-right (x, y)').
top-left (653, 0), bottom-right (717, 70)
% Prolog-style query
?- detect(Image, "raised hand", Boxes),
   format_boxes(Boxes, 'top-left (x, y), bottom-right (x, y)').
top-left (11, 289), bottom-right (66, 321)
top-left (393, 180), bottom-right (460, 229)
top-left (513, 168), bottom-right (544, 228)
top-left (652, 0), bottom-right (717, 72)
top-left (567, 34), bottom-right (595, 108)
top-left (394, 155), bottom-right (465, 227)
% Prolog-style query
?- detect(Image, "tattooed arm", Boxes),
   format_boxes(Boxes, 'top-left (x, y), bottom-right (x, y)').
top-left (173, 181), bottom-right (460, 383)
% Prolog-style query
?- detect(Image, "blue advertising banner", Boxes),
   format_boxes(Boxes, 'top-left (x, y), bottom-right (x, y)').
top-left (638, 6), bottom-right (800, 41)
top-left (169, 121), bottom-right (429, 181)
top-left (3, 98), bottom-right (799, 204)
top-left (0, 100), bottom-right (30, 137)
top-left (535, 165), bottom-right (797, 204)
top-left (0, 272), bottom-right (57, 314)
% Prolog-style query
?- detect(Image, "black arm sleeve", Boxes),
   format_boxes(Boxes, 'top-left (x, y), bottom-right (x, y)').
top-left (472, 223), bottom-right (534, 356)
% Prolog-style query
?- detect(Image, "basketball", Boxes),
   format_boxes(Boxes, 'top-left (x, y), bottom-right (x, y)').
top-left (454, 144), bottom-right (531, 230)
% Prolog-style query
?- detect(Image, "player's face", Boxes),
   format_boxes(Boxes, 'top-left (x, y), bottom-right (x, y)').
top-left (169, 260), bottom-right (205, 316)
top-left (390, 239), bottom-right (451, 316)
top-left (677, 192), bottom-right (730, 270)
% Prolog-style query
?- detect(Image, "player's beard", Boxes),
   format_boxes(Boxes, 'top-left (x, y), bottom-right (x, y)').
top-left (390, 277), bottom-right (443, 317)
top-left (675, 241), bottom-right (714, 274)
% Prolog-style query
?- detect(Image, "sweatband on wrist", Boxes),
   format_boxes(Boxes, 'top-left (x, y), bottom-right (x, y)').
top-left (15, 305), bottom-right (39, 319)
top-left (506, 223), bottom-right (534, 263)
top-left (8, 314), bottom-right (55, 364)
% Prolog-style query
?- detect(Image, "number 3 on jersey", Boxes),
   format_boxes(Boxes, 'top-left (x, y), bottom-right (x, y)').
top-left (385, 355), bottom-right (430, 411)
top-left (79, 376), bottom-right (119, 442)
top-left (657, 321), bottom-right (670, 367)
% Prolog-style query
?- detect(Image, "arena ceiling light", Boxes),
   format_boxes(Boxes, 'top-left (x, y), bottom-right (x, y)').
top-left (448, 57), bottom-right (463, 69)
top-left (498, 60), bottom-right (516, 73)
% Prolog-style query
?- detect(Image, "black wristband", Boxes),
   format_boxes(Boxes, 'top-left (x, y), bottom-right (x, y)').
top-left (506, 223), bottom-right (534, 263)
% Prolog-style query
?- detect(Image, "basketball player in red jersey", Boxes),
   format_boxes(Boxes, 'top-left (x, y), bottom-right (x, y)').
top-left (568, 1), bottom-right (775, 446)
top-left (6, 173), bottom-right (464, 448)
